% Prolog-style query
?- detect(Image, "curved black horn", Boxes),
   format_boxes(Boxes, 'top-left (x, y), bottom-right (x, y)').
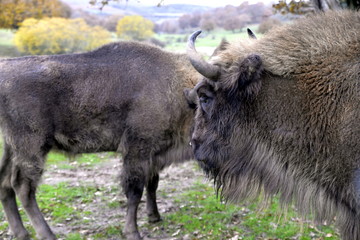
top-left (247, 28), bottom-right (257, 39)
top-left (187, 30), bottom-right (220, 79)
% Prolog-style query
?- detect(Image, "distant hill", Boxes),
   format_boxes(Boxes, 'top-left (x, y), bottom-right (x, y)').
top-left (112, 4), bottom-right (211, 22)
top-left (61, 0), bottom-right (211, 22)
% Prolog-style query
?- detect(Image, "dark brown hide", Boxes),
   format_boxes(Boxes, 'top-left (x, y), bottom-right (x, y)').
top-left (187, 10), bottom-right (360, 240)
top-left (0, 41), bottom-right (199, 240)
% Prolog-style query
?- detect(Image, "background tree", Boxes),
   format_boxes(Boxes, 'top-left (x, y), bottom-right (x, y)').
top-left (213, 6), bottom-right (237, 29)
top-left (72, 9), bottom-right (124, 32)
top-left (188, 13), bottom-right (201, 28)
top-left (103, 14), bottom-right (125, 32)
top-left (0, 0), bottom-right (71, 29)
top-left (157, 19), bottom-right (179, 34)
top-left (178, 14), bottom-right (192, 30)
top-left (257, 18), bottom-right (283, 34)
top-left (116, 15), bottom-right (154, 40)
top-left (14, 17), bottom-right (111, 55)
top-left (200, 13), bottom-right (216, 32)
top-left (71, 9), bottom-right (105, 28)
top-left (273, 0), bottom-right (359, 14)
top-left (222, 13), bottom-right (250, 33)
top-left (90, 0), bottom-right (358, 12)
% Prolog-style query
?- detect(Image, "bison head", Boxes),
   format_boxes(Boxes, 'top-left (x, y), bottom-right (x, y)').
top-left (185, 31), bottom-right (264, 192)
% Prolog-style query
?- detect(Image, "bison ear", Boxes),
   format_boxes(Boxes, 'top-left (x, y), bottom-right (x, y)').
top-left (225, 54), bottom-right (263, 97)
top-left (211, 38), bottom-right (229, 57)
top-left (217, 38), bottom-right (229, 51)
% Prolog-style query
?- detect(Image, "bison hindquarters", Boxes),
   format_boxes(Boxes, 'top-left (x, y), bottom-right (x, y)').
top-left (0, 41), bottom-right (198, 240)
top-left (0, 143), bottom-right (56, 240)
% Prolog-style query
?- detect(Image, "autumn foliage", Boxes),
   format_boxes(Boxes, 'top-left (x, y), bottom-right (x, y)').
top-left (0, 0), bottom-right (71, 29)
top-left (116, 15), bottom-right (154, 40)
top-left (14, 18), bottom-right (112, 55)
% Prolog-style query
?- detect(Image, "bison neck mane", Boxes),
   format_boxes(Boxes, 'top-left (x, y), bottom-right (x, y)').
top-left (214, 10), bottom-right (360, 79)
top-left (210, 10), bottom-right (360, 240)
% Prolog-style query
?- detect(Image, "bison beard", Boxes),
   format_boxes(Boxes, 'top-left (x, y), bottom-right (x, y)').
top-left (0, 41), bottom-right (199, 240)
top-left (186, 10), bottom-right (360, 240)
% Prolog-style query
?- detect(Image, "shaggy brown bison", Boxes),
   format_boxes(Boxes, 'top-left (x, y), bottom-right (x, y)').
top-left (185, 10), bottom-right (360, 240)
top-left (0, 41), bottom-right (200, 240)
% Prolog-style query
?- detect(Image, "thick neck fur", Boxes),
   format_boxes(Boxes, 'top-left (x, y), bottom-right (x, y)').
top-left (213, 10), bottom-right (360, 78)
top-left (203, 10), bottom-right (360, 240)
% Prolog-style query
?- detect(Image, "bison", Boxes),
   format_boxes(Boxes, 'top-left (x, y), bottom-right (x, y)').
top-left (185, 10), bottom-right (360, 240)
top-left (0, 41), bottom-right (200, 240)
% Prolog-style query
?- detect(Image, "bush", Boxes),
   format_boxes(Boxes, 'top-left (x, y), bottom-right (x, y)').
top-left (257, 18), bottom-right (283, 34)
top-left (0, 0), bottom-right (71, 29)
top-left (14, 18), bottom-right (112, 55)
top-left (116, 15), bottom-right (154, 40)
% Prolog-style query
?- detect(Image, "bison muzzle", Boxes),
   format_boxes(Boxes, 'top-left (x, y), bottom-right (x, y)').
top-left (185, 10), bottom-right (360, 240)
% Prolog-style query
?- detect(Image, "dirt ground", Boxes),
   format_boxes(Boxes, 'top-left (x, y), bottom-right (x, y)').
top-left (0, 155), bottom-right (340, 240)
top-left (42, 156), bottom-right (208, 240)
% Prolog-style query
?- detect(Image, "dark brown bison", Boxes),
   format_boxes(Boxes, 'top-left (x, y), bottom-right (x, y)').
top-left (185, 10), bottom-right (360, 240)
top-left (0, 41), bottom-right (200, 240)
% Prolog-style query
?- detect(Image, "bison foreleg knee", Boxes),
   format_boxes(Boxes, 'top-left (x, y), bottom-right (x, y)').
top-left (122, 168), bottom-right (145, 240)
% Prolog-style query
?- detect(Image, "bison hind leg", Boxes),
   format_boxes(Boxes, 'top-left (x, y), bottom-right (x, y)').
top-left (4, 135), bottom-right (56, 240)
top-left (0, 143), bottom-right (30, 240)
top-left (11, 161), bottom-right (56, 240)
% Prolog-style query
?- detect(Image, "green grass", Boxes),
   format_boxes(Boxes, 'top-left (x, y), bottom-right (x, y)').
top-left (149, 181), bottom-right (339, 240)
top-left (47, 151), bottom-right (113, 169)
top-left (0, 159), bottom-right (340, 239)
top-left (154, 26), bottom-right (262, 53)
top-left (0, 134), bottom-right (114, 169)
top-left (38, 183), bottom-right (99, 223)
top-left (0, 29), bottom-right (21, 58)
top-left (0, 29), bottom-right (15, 46)
top-left (92, 225), bottom-right (123, 239)
top-left (0, 183), bottom-right (102, 239)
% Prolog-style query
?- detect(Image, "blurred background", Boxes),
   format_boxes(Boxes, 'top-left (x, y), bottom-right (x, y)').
top-left (0, 0), bottom-right (357, 58)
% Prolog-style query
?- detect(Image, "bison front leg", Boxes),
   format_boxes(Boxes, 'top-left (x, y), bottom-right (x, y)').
top-left (11, 155), bottom-right (56, 240)
top-left (146, 172), bottom-right (161, 223)
top-left (122, 153), bottom-right (146, 240)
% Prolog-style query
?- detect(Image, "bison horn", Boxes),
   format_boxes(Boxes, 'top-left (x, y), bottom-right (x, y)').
top-left (187, 30), bottom-right (220, 80)
top-left (247, 28), bottom-right (257, 39)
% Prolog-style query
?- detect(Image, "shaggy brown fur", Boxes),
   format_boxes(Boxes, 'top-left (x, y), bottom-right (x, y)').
top-left (186, 10), bottom-right (360, 240)
top-left (0, 41), bottom-right (199, 240)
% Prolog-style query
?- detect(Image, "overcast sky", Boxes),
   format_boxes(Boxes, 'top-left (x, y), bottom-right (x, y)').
top-left (129, 0), bottom-right (275, 7)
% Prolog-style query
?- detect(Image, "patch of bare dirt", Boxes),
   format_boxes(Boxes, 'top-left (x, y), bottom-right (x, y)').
top-left (43, 156), bottom-right (208, 240)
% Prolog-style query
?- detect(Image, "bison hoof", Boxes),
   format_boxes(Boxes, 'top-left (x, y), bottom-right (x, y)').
top-left (125, 231), bottom-right (142, 240)
top-left (148, 213), bottom-right (162, 223)
top-left (13, 233), bottom-right (31, 240)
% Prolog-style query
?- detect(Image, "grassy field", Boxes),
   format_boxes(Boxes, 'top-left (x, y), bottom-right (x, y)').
top-left (0, 135), bottom-right (340, 239)
top-left (0, 28), bottom-right (340, 239)
top-left (0, 29), bottom-right (22, 58)
top-left (155, 27), bottom-right (262, 54)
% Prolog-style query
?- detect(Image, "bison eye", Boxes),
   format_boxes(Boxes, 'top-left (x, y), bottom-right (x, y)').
top-left (199, 95), bottom-right (213, 114)
top-left (199, 96), bottom-right (209, 103)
